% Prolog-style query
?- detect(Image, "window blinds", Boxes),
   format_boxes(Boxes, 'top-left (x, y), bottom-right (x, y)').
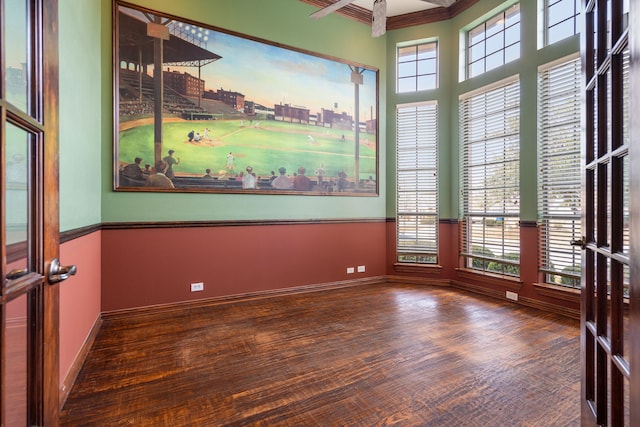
top-left (396, 101), bottom-right (438, 264)
top-left (459, 79), bottom-right (520, 275)
top-left (538, 57), bottom-right (581, 286)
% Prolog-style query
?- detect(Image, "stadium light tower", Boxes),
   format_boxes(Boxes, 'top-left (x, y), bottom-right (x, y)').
top-left (349, 65), bottom-right (364, 189)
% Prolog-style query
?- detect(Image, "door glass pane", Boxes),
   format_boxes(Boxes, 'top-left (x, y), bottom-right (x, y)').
top-left (624, 375), bottom-right (630, 426)
top-left (4, 293), bottom-right (28, 426)
top-left (5, 0), bottom-right (30, 112)
top-left (5, 123), bottom-right (30, 272)
top-left (623, 145), bottom-right (630, 258)
top-left (623, 263), bottom-right (630, 357)
top-left (593, 169), bottom-right (598, 242)
top-left (603, 256), bottom-right (611, 339)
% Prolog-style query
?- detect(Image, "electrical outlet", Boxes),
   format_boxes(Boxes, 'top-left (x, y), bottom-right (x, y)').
top-left (346, 267), bottom-right (355, 274)
top-left (191, 282), bottom-right (204, 292)
top-left (506, 291), bottom-right (518, 301)
top-left (357, 265), bottom-right (366, 273)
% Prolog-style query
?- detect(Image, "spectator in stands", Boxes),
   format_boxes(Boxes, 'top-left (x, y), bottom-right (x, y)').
top-left (218, 170), bottom-right (228, 180)
top-left (271, 167), bottom-right (293, 190)
top-left (242, 166), bottom-right (257, 189)
top-left (269, 171), bottom-right (277, 182)
top-left (146, 160), bottom-right (174, 188)
top-left (163, 150), bottom-right (180, 179)
top-left (143, 164), bottom-right (151, 176)
top-left (326, 178), bottom-right (335, 192)
top-left (121, 157), bottom-right (145, 181)
top-left (293, 166), bottom-right (311, 191)
top-left (337, 170), bottom-right (349, 192)
top-left (188, 130), bottom-right (195, 142)
top-left (203, 168), bottom-right (214, 179)
top-left (315, 164), bottom-right (325, 189)
top-left (365, 175), bottom-right (376, 188)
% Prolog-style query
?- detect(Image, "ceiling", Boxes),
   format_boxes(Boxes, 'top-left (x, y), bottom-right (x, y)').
top-left (350, 0), bottom-right (440, 17)
top-left (300, 0), bottom-right (477, 31)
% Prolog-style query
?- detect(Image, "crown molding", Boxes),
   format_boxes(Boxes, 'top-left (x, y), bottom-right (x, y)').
top-left (300, 0), bottom-right (479, 31)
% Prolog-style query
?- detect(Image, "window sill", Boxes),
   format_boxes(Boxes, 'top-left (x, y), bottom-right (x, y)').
top-left (533, 282), bottom-right (580, 303)
top-left (394, 263), bottom-right (442, 274)
top-left (455, 268), bottom-right (522, 291)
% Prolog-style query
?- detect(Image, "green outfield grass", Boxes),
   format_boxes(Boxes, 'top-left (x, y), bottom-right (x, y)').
top-left (118, 119), bottom-right (377, 180)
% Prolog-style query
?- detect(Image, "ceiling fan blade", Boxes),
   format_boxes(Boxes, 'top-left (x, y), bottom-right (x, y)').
top-left (310, 0), bottom-right (358, 19)
top-left (421, 0), bottom-right (457, 7)
top-left (371, 0), bottom-right (387, 37)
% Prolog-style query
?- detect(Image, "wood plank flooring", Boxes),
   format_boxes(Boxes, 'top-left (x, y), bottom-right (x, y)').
top-left (60, 283), bottom-right (580, 426)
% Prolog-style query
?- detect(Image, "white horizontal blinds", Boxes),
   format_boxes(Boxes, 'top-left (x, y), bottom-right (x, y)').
top-left (538, 57), bottom-right (581, 287)
top-left (460, 79), bottom-right (520, 275)
top-left (622, 47), bottom-right (630, 260)
top-left (621, 46), bottom-right (631, 296)
top-left (396, 102), bottom-right (438, 264)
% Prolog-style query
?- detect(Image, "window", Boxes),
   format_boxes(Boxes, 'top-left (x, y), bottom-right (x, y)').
top-left (460, 78), bottom-right (520, 276)
top-left (397, 41), bottom-right (438, 93)
top-left (467, 4), bottom-right (520, 79)
top-left (537, 56), bottom-right (581, 288)
top-left (396, 102), bottom-right (438, 264)
top-left (544, 0), bottom-right (580, 45)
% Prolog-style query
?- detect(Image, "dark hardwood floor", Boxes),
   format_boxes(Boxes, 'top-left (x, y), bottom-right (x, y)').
top-left (60, 283), bottom-right (580, 426)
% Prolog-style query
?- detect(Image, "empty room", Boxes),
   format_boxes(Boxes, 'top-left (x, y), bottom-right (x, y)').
top-left (2, 0), bottom-right (638, 425)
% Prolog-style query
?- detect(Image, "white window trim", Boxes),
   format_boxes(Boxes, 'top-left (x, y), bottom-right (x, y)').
top-left (537, 54), bottom-right (582, 288)
top-left (459, 77), bottom-right (521, 276)
top-left (396, 39), bottom-right (439, 94)
top-left (396, 101), bottom-right (439, 264)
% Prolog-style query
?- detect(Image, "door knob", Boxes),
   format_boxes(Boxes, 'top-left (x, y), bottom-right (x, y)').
top-left (48, 258), bottom-right (77, 284)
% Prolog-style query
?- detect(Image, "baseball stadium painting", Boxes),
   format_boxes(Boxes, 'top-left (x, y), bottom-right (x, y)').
top-left (114, 2), bottom-right (379, 196)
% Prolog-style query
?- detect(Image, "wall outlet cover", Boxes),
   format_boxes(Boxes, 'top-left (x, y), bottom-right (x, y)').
top-left (506, 291), bottom-right (518, 301)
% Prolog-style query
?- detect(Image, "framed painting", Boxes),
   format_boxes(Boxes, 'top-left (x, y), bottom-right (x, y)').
top-left (114, 1), bottom-right (379, 195)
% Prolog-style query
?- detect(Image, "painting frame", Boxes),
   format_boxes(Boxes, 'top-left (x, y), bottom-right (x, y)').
top-left (113, 1), bottom-right (379, 196)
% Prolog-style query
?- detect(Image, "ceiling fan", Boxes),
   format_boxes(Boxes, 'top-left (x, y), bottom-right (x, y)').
top-left (310, 0), bottom-right (457, 37)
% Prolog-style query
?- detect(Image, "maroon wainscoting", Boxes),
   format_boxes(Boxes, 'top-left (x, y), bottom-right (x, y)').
top-left (101, 221), bottom-right (387, 312)
top-left (385, 219), bottom-right (579, 316)
top-left (385, 220), bottom-right (458, 280)
top-left (59, 230), bottom-right (102, 387)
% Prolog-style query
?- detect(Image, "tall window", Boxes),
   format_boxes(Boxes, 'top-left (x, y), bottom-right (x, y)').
top-left (537, 56), bottom-right (581, 288)
top-left (397, 41), bottom-right (438, 93)
top-left (544, 0), bottom-right (580, 45)
top-left (460, 78), bottom-right (520, 275)
top-left (467, 4), bottom-right (520, 79)
top-left (396, 102), bottom-right (438, 264)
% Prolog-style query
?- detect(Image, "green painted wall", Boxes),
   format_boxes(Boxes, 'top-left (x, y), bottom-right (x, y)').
top-left (59, 0), bottom-right (104, 231)
top-left (57, 0), bottom-right (581, 229)
top-left (98, 0), bottom-right (388, 222)
top-left (385, 0), bottom-right (579, 222)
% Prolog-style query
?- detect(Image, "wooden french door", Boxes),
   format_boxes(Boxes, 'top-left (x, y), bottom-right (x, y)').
top-left (580, 0), bottom-right (636, 425)
top-left (1, 0), bottom-right (65, 425)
